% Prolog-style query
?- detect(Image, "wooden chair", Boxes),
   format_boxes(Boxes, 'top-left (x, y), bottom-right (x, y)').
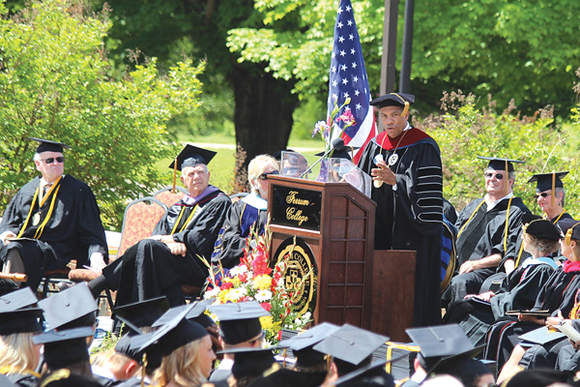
top-left (116, 197), bottom-right (167, 258)
top-left (153, 186), bottom-right (187, 209)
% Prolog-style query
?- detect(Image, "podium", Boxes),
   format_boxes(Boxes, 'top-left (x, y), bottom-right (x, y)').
top-left (267, 175), bottom-right (415, 340)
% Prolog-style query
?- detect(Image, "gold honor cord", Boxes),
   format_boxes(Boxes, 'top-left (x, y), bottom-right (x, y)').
top-left (502, 197), bottom-right (514, 253)
top-left (169, 204), bottom-right (200, 235)
top-left (17, 176), bottom-right (62, 239)
top-left (515, 209), bottom-right (567, 267)
top-left (456, 200), bottom-right (485, 239)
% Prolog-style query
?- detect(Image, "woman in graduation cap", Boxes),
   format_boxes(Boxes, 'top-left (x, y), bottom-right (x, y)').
top-left (0, 308), bottom-right (44, 386)
top-left (210, 154), bottom-right (279, 269)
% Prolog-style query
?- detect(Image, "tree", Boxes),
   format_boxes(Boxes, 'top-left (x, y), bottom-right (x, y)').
top-left (0, 0), bottom-right (205, 227)
top-left (88, 0), bottom-right (298, 180)
top-left (227, 0), bottom-right (580, 116)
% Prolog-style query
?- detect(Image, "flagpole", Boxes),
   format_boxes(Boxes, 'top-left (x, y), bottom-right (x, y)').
top-left (380, 0), bottom-right (399, 95)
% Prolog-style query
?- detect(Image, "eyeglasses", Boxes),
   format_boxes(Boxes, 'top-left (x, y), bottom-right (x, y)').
top-left (484, 172), bottom-right (504, 180)
top-left (258, 171), bottom-right (279, 180)
top-left (42, 157), bottom-right (64, 164)
top-left (535, 192), bottom-right (551, 199)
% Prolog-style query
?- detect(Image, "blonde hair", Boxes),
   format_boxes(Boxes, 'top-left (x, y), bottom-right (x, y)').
top-left (154, 339), bottom-right (206, 387)
top-left (0, 332), bottom-right (39, 374)
top-left (523, 233), bottom-right (559, 258)
top-left (248, 155), bottom-right (279, 193)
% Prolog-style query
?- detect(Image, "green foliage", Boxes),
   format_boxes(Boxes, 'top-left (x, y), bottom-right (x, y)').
top-left (227, 0), bottom-right (579, 115)
top-left (419, 91), bottom-right (579, 216)
top-left (0, 0), bottom-right (205, 229)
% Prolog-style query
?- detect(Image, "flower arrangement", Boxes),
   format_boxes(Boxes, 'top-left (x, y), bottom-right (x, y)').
top-left (204, 229), bottom-right (312, 344)
top-left (312, 97), bottom-right (356, 155)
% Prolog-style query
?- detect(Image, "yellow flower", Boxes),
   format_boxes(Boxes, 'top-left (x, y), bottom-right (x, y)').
top-left (260, 315), bottom-right (273, 330)
top-left (217, 289), bottom-right (230, 304)
top-left (252, 275), bottom-right (272, 291)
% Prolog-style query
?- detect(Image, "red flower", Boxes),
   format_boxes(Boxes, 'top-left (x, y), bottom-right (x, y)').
top-left (277, 330), bottom-right (283, 341)
top-left (220, 282), bottom-right (233, 290)
top-left (260, 302), bottom-right (272, 312)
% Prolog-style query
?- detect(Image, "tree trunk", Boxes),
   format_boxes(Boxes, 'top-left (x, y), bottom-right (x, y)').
top-left (230, 63), bottom-right (298, 188)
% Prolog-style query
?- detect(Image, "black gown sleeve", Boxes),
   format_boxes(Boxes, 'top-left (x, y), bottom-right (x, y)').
top-left (77, 183), bottom-right (108, 259)
top-left (0, 182), bottom-right (35, 235)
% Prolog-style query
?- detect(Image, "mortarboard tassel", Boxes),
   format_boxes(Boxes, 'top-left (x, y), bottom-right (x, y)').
top-left (551, 172), bottom-right (556, 207)
top-left (172, 157), bottom-right (178, 194)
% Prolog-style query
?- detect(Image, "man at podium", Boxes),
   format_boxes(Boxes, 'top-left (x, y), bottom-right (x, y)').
top-left (358, 92), bottom-right (443, 326)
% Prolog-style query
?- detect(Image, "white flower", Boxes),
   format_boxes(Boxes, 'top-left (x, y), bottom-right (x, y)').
top-left (229, 265), bottom-right (248, 277)
top-left (255, 289), bottom-right (273, 302)
top-left (228, 287), bottom-right (247, 301)
top-left (203, 287), bottom-right (220, 299)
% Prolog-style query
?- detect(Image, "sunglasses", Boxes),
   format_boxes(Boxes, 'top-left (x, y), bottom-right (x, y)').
top-left (42, 157), bottom-right (65, 164)
top-left (484, 172), bottom-right (504, 180)
top-left (258, 171), bottom-right (279, 180)
top-left (535, 192), bottom-right (551, 199)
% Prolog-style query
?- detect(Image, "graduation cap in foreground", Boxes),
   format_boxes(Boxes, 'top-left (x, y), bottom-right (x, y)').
top-left (33, 327), bottom-right (94, 370)
top-left (314, 138), bottom-right (359, 160)
top-left (334, 360), bottom-right (396, 387)
top-left (28, 137), bottom-right (70, 153)
top-left (313, 324), bottom-right (388, 366)
top-left (0, 287), bottom-right (38, 312)
top-left (405, 324), bottom-right (484, 375)
top-left (0, 307), bottom-right (44, 335)
top-left (113, 296), bottom-right (170, 333)
top-left (168, 144), bottom-right (216, 171)
top-left (279, 322), bottom-right (340, 368)
top-left (152, 299), bottom-right (209, 328)
top-left (477, 156), bottom-right (524, 172)
top-left (38, 283), bottom-right (98, 330)
top-left (132, 302), bottom-right (208, 358)
top-left (523, 218), bottom-right (561, 242)
top-left (370, 93), bottom-right (415, 116)
top-left (218, 347), bottom-right (280, 379)
top-left (209, 301), bottom-right (269, 345)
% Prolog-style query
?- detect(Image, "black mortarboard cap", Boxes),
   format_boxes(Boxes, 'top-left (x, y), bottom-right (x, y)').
top-left (218, 347), bottom-right (279, 379)
top-left (567, 221), bottom-right (580, 242)
top-left (558, 218), bottom-right (578, 238)
top-left (334, 360), bottom-right (396, 387)
top-left (38, 283), bottom-right (98, 330)
top-left (370, 93), bottom-right (415, 110)
top-left (279, 322), bottom-right (339, 367)
top-left (0, 287), bottom-right (38, 312)
top-left (406, 324), bottom-right (484, 373)
top-left (28, 137), bottom-right (69, 153)
top-left (133, 303), bottom-right (208, 358)
top-left (312, 324), bottom-right (388, 366)
top-left (115, 333), bottom-right (143, 363)
top-left (528, 171), bottom-right (568, 193)
top-left (519, 326), bottom-right (565, 346)
top-left (168, 144), bottom-right (216, 171)
top-left (0, 307), bottom-right (44, 335)
top-left (209, 301), bottom-right (269, 345)
top-left (152, 299), bottom-right (209, 328)
top-left (314, 138), bottom-right (359, 160)
top-left (477, 156), bottom-right (524, 172)
top-left (524, 219), bottom-right (561, 241)
top-left (113, 296), bottom-right (170, 331)
top-left (33, 327), bottom-right (93, 370)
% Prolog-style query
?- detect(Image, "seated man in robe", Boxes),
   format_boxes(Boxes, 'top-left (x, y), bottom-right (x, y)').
top-left (0, 138), bottom-right (108, 290)
top-left (442, 156), bottom-right (530, 308)
top-left (86, 145), bottom-right (231, 306)
top-left (211, 154), bottom-right (279, 269)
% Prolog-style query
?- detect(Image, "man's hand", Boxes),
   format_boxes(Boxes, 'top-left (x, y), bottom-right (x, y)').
top-left (464, 291), bottom-right (495, 302)
top-left (504, 258), bottom-right (515, 275)
top-left (459, 260), bottom-right (480, 274)
top-left (167, 242), bottom-right (187, 257)
top-left (0, 231), bottom-right (17, 245)
top-left (546, 310), bottom-right (565, 328)
top-left (518, 314), bottom-right (545, 325)
top-left (371, 160), bottom-right (397, 186)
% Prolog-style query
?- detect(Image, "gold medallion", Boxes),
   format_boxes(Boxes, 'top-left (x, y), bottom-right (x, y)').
top-left (32, 212), bottom-right (41, 226)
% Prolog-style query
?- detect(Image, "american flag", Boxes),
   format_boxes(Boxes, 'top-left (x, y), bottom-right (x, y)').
top-left (327, 0), bottom-right (376, 164)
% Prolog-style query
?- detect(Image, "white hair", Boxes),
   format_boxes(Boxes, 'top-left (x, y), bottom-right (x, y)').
top-left (181, 163), bottom-right (208, 177)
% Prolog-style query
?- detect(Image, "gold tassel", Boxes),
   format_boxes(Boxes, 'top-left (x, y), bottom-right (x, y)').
top-left (551, 172), bottom-right (556, 207)
top-left (172, 157), bottom-right (178, 193)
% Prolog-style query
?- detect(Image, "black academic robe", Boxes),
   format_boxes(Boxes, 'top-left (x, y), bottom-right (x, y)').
top-left (2, 373), bottom-right (38, 386)
top-left (210, 194), bottom-right (268, 269)
top-left (247, 368), bottom-right (327, 387)
top-left (441, 196), bottom-right (530, 307)
top-left (445, 259), bottom-right (556, 346)
top-left (0, 175), bottom-right (107, 289)
top-left (512, 212), bottom-right (575, 266)
top-left (484, 267), bottom-right (580, 370)
top-left (102, 188), bottom-right (231, 306)
top-left (556, 321), bottom-right (580, 372)
top-left (358, 128), bottom-right (443, 326)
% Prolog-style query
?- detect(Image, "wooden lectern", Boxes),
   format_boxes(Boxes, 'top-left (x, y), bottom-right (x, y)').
top-left (267, 175), bottom-right (415, 340)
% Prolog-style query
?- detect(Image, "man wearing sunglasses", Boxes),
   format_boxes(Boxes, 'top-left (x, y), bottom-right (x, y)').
top-left (0, 138), bottom-right (108, 290)
top-left (442, 157), bottom-right (531, 309)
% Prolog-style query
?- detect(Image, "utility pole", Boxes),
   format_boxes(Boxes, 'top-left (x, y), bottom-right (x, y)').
top-left (380, 0), bottom-right (399, 95)
top-left (399, 0), bottom-right (414, 93)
